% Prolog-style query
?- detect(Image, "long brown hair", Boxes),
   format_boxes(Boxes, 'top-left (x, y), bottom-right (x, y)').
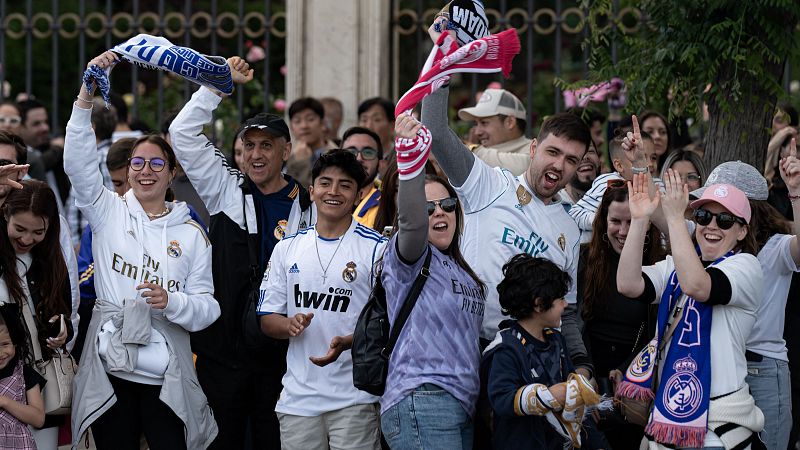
top-left (424, 175), bottom-right (485, 292)
top-left (0, 180), bottom-right (69, 321)
top-left (749, 199), bottom-right (792, 251)
top-left (581, 186), bottom-right (664, 320)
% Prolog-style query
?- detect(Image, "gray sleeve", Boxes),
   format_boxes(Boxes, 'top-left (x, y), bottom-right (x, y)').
top-left (420, 87), bottom-right (475, 187)
top-left (396, 171), bottom-right (429, 263)
top-left (561, 303), bottom-right (593, 373)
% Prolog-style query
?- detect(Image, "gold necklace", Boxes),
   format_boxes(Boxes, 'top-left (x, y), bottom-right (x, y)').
top-left (146, 205), bottom-right (170, 219)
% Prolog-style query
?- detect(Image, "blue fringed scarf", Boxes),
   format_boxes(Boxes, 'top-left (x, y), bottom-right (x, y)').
top-left (618, 250), bottom-right (734, 448)
top-left (82, 65), bottom-right (112, 108)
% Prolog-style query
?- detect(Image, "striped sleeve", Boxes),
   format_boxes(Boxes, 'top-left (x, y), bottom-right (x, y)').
top-left (568, 172), bottom-right (624, 232)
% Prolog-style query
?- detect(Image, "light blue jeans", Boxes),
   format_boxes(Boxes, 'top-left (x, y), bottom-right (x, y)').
top-left (380, 384), bottom-right (473, 450)
top-left (746, 356), bottom-right (792, 450)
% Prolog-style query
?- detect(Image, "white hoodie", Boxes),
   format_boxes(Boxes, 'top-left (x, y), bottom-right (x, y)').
top-left (64, 104), bottom-right (220, 384)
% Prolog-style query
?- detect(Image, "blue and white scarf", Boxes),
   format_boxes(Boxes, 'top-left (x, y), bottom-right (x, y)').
top-left (618, 250), bottom-right (734, 448)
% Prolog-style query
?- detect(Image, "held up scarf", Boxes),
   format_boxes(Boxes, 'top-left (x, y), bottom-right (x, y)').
top-left (617, 251), bottom-right (734, 448)
top-left (395, 28), bottom-right (520, 117)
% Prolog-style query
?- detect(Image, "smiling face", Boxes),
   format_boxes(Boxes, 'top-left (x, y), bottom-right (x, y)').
top-left (309, 166), bottom-right (360, 224)
top-left (242, 129), bottom-right (290, 188)
top-left (425, 181), bottom-right (457, 252)
top-left (606, 199), bottom-right (631, 254)
top-left (474, 115), bottom-right (516, 147)
top-left (694, 202), bottom-right (747, 261)
top-left (527, 134), bottom-right (585, 202)
top-left (642, 116), bottom-right (668, 157)
top-left (0, 326), bottom-right (15, 370)
top-left (6, 210), bottom-right (48, 254)
top-left (572, 144), bottom-right (600, 190)
top-left (127, 142), bottom-right (174, 205)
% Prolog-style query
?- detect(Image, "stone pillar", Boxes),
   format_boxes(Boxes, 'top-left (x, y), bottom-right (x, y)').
top-left (287, 0), bottom-right (390, 130)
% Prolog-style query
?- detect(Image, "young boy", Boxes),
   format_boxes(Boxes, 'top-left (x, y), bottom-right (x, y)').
top-left (482, 254), bottom-right (608, 449)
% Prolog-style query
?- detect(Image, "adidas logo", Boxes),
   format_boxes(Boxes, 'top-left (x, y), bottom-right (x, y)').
top-left (288, 263), bottom-right (300, 274)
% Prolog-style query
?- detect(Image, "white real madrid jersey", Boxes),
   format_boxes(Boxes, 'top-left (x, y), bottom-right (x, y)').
top-left (456, 161), bottom-right (581, 340)
top-left (257, 219), bottom-right (387, 416)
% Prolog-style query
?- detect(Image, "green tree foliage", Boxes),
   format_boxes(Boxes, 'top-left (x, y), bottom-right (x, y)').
top-left (575, 0), bottom-right (800, 170)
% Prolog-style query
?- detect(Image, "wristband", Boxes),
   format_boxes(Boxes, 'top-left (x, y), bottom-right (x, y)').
top-left (631, 166), bottom-right (649, 175)
top-left (76, 95), bottom-right (93, 103)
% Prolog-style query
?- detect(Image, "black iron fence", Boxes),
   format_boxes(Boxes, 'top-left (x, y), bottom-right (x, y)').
top-left (0, 0), bottom-right (797, 142)
top-left (0, 0), bottom-right (286, 141)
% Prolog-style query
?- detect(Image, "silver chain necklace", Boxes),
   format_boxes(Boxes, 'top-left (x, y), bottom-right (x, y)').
top-left (315, 229), bottom-right (346, 283)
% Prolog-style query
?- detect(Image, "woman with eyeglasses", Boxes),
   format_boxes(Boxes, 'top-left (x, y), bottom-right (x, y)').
top-left (660, 149), bottom-right (707, 192)
top-left (378, 114), bottom-right (485, 449)
top-left (577, 181), bottom-right (665, 449)
top-left (617, 171), bottom-right (764, 449)
top-left (64, 52), bottom-right (220, 450)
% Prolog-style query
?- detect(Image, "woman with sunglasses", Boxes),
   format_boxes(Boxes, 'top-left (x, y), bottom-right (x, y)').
top-left (577, 181), bottom-right (665, 449)
top-left (617, 171), bottom-right (764, 449)
top-left (378, 114), bottom-right (485, 449)
top-left (64, 51), bottom-right (220, 450)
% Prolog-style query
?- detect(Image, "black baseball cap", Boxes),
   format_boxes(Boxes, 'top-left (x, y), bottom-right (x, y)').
top-left (239, 113), bottom-right (291, 141)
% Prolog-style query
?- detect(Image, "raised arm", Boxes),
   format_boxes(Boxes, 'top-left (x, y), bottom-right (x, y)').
top-left (419, 87), bottom-right (475, 187)
top-left (63, 51), bottom-right (120, 231)
top-left (617, 173), bottom-right (660, 297)
top-left (168, 57), bottom-right (253, 217)
top-left (395, 114), bottom-right (431, 263)
top-left (661, 169), bottom-right (712, 301)
top-left (779, 138), bottom-right (800, 264)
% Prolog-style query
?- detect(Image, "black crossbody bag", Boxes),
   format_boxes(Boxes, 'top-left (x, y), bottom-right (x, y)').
top-left (352, 248), bottom-right (431, 396)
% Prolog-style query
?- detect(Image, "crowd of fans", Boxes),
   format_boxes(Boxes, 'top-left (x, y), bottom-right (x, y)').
top-left (0, 15), bottom-right (796, 450)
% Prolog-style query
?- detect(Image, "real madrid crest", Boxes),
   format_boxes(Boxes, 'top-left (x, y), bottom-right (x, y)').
top-left (274, 219), bottom-right (288, 240)
top-left (167, 240), bottom-right (182, 258)
top-left (558, 233), bottom-right (566, 251)
top-left (342, 261), bottom-right (357, 283)
top-left (515, 185), bottom-right (531, 206)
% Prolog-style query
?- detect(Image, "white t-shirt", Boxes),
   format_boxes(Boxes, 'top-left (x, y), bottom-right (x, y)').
top-left (456, 160), bottom-right (580, 340)
top-left (258, 220), bottom-right (387, 417)
top-left (568, 171), bottom-right (624, 243)
top-left (642, 253), bottom-right (763, 397)
top-left (748, 234), bottom-right (800, 361)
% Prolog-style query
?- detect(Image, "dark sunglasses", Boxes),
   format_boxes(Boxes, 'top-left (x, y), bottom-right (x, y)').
top-left (129, 156), bottom-right (167, 172)
top-left (344, 147), bottom-right (380, 161)
top-left (426, 197), bottom-right (458, 216)
top-left (692, 208), bottom-right (745, 230)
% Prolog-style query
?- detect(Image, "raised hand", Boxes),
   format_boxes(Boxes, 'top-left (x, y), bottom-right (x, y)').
top-left (395, 113), bottom-right (423, 140)
top-left (661, 168), bottom-right (689, 221)
top-left (621, 115), bottom-right (649, 168)
top-left (227, 56), bottom-right (254, 84)
top-left (0, 164), bottom-right (29, 189)
top-left (87, 50), bottom-right (119, 72)
top-left (427, 11), bottom-right (455, 44)
top-left (779, 138), bottom-right (800, 194)
top-left (627, 172), bottom-right (660, 219)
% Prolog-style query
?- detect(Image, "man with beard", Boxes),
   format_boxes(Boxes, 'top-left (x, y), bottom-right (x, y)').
top-left (342, 126), bottom-right (383, 228)
top-left (420, 80), bottom-right (594, 376)
top-left (18, 99), bottom-right (70, 211)
top-left (559, 143), bottom-right (601, 207)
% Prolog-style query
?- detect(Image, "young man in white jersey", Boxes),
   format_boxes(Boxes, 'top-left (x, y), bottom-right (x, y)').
top-left (259, 150), bottom-right (387, 450)
top-left (422, 17), bottom-right (593, 376)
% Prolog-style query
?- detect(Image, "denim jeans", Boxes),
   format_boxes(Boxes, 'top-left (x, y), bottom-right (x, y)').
top-left (746, 356), bottom-right (792, 450)
top-left (380, 384), bottom-right (473, 450)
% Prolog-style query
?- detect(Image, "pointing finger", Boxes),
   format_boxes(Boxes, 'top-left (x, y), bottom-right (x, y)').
top-left (632, 115), bottom-right (641, 140)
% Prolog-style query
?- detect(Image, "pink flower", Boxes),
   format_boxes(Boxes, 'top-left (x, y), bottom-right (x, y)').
top-left (280, 65), bottom-right (287, 76)
top-left (273, 99), bottom-right (286, 112)
top-left (246, 45), bottom-right (265, 63)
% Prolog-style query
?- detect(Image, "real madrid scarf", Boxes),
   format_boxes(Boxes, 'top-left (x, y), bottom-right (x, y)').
top-left (618, 250), bottom-right (733, 448)
top-left (394, 28), bottom-right (520, 117)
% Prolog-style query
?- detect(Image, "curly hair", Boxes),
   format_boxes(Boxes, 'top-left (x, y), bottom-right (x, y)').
top-left (497, 254), bottom-right (571, 320)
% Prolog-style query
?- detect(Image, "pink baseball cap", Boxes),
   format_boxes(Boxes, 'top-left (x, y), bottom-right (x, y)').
top-left (689, 183), bottom-right (751, 224)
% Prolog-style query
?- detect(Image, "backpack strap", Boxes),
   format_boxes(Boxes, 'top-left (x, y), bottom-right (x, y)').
top-left (240, 180), bottom-right (261, 283)
top-left (381, 247), bottom-right (432, 359)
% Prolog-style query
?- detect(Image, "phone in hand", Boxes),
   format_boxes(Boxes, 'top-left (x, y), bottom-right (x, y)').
top-left (48, 314), bottom-right (65, 338)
